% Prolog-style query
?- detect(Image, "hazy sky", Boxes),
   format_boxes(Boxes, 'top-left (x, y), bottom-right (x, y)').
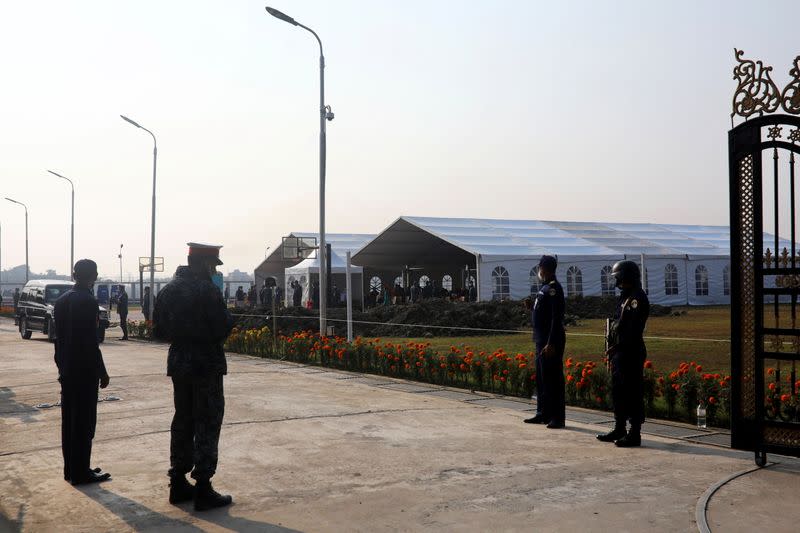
top-left (1, 0), bottom-right (798, 280)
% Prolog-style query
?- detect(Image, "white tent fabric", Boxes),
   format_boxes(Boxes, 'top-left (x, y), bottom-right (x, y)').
top-left (285, 250), bottom-right (363, 305)
top-left (359, 216), bottom-right (792, 306)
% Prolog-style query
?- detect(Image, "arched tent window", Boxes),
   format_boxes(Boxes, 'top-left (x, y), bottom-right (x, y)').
top-left (723, 265), bottom-right (731, 296)
top-left (566, 266), bottom-right (583, 297)
top-left (442, 275), bottom-right (453, 291)
top-left (695, 265), bottom-right (709, 296)
top-left (369, 276), bottom-right (382, 292)
top-left (664, 264), bottom-right (679, 295)
top-left (419, 275), bottom-right (430, 288)
top-left (529, 267), bottom-right (541, 295)
top-left (394, 276), bottom-right (404, 288)
top-left (491, 266), bottom-right (510, 300)
top-left (600, 265), bottom-right (615, 296)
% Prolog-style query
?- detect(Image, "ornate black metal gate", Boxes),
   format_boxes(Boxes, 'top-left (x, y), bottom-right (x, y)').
top-left (729, 50), bottom-right (800, 465)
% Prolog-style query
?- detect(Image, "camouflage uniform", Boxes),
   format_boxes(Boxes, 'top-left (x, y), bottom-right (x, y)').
top-left (153, 266), bottom-right (234, 482)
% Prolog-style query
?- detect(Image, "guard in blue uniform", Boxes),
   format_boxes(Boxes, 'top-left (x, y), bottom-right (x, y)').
top-left (54, 259), bottom-right (112, 485)
top-left (597, 260), bottom-right (650, 447)
top-left (524, 255), bottom-right (566, 429)
top-left (153, 243), bottom-right (235, 511)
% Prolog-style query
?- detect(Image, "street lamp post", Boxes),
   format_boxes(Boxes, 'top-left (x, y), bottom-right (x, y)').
top-left (121, 115), bottom-right (157, 317)
top-left (265, 5), bottom-right (334, 336)
top-left (47, 170), bottom-right (75, 274)
top-left (5, 198), bottom-right (29, 283)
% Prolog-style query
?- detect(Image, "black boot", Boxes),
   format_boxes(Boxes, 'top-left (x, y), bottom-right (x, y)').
top-left (194, 480), bottom-right (232, 511)
top-left (523, 415), bottom-right (548, 424)
top-left (615, 427), bottom-right (642, 448)
top-left (596, 423), bottom-right (627, 442)
top-left (169, 475), bottom-right (195, 505)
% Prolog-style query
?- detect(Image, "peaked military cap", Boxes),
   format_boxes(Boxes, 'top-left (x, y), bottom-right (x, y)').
top-left (538, 255), bottom-right (558, 271)
top-left (187, 242), bottom-right (223, 265)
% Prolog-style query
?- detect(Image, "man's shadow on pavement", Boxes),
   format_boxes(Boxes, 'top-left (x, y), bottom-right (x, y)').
top-left (77, 484), bottom-right (301, 532)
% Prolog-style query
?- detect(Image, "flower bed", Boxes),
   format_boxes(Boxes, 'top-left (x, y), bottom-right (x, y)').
top-left (226, 327), bottom-right (742, 427)
top-left (127, 320), bottom-right (153, 340)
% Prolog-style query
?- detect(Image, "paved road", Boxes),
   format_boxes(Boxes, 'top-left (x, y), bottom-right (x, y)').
top-left (0, 317), bottom-right (797, 532)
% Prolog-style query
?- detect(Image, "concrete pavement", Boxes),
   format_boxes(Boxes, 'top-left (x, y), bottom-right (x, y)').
top-left (1, 317), bottom-right (798, 532)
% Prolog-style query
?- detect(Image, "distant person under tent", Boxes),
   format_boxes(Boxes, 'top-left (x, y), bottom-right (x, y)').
top-left (235, 286), bottom-right (245, 308)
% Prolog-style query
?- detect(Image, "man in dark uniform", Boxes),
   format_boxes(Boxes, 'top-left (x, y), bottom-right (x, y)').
top-left (260, 282), bottom-right (272, 309)
top-left (142, 286), bottom-right (152, 321)
top-left (13, 287), bottom-right (20, 314)
top-left (54, 259), bottom-right (112, 485)
top-left (467, 282), bottom-right (476, 302)
top-left (153, 243), bottom-right (235, 511)
top-left (597, 260), bottom-right (650, 447)
top-left (292, 280), bottom-right (302, 307)
top-left (524, 255), bottom-right (566, 429)
top-left (311, 281), bottom-right (320, 309)
top-left (117, 285), bottom-right (129, 340)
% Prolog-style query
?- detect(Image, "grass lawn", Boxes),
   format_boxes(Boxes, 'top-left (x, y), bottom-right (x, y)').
top-left (384, 305), bottom-right (733, 375)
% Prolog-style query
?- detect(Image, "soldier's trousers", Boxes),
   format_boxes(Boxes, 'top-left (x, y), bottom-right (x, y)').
top-left (169, 375), bottom-right (225, 482)
top-left (535, 341), bottom-right (565, 424)
top-left (119, 313), bottom-right (128, 338)
top-left (60, 377), bottom-right (99, 481)
top-left (610, 353), bottom-right (645, 427)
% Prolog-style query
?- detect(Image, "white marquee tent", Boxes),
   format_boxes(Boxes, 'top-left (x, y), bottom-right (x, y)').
top-left (254, 232), bottom-right (374, 306)
top-left (352, 216), bottom-right (791, 306)
top-left (285, 250), bottom-right (364, 306)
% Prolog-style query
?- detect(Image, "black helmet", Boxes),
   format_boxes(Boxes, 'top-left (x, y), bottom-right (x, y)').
top-left (611, 260), bottom-right (640, 286)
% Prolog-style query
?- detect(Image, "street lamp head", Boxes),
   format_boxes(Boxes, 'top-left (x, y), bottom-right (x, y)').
top-left (120, 115), bottom-right (143, 129)
top-left (5, 197), bottom-right (21, 206)
top-left (47, 169), bottom-right (66, 179)
top-left (265, 6), bottom-right (298, 26)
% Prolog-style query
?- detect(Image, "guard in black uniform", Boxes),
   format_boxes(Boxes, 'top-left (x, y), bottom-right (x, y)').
top-left (153, 243), bottom-right (235, 511)
top-left (54, 259), bottom-right (112, 485)
top-left (524, 255), bottom-right (566, 429)
top-left (117, 285), bottom-right (129, 340)
top-left (597, 260), bottom-right (650, 447)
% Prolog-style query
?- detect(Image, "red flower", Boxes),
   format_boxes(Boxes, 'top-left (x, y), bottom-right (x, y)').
top-left (768, 382), bottom-right (777, 391)
top-left (780, 394), bottom-right (791, 403)
top-left (644, 360), bottom-right (653, 369)
top-left (708, 396), bottom-right (717, 405)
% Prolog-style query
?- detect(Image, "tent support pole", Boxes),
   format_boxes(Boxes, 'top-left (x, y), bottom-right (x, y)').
top-left (475, 253), bottom-right (481, 302)
top-left (685, 254), bottom-right (690, 306)
top-left (346, 251), bottom-right (353, 342)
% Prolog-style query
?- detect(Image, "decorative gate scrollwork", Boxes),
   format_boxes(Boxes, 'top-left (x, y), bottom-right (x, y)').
top-left (730, 50), bottom-right (800, 466)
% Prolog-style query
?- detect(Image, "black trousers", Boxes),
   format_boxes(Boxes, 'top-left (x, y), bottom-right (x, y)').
top-left (611, 353), bottom-right (645, 427)
top-left (169, 375), bottom-right (225, 482)
top-left (535, 341), bottom-right (565, 424)
top-left (119, 313), bottom-right (128, 338)
top-left (60, 377), bottom-right (99, 481)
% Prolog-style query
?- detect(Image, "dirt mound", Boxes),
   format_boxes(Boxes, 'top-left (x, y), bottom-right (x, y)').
top-left (231, 296), bottom-right (669, 338)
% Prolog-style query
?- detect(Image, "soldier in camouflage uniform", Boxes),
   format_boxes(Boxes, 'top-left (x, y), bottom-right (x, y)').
top-left (153, 243), bottom-right (235, 511)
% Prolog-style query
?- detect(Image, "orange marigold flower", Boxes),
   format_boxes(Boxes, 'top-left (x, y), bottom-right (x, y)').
top-left (767, 367), bottom-right (775, 376)
top-left (566, 375), bottom-right (575, 382)
top-left (768, 382), bottom-right (777, 391)
top-left (780, 394), bottom-right (791, 403)
top-left (519, 363), bottom-right (527, 369)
